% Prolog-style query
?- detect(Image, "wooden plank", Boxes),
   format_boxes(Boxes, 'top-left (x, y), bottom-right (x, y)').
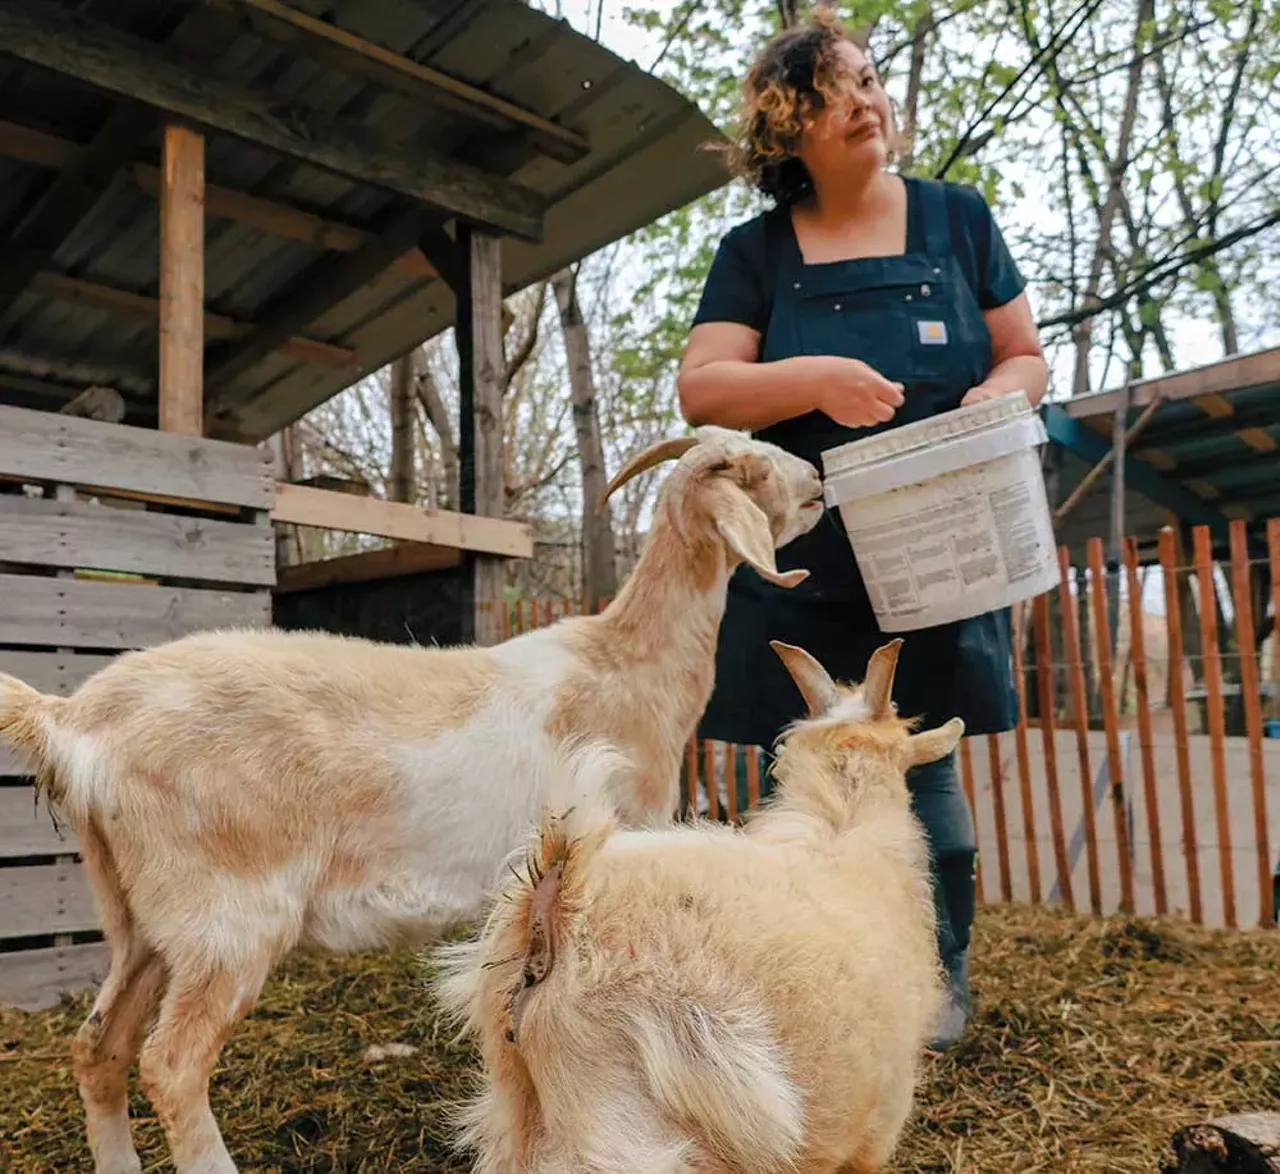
top-left (207, 0), bottom-right (590, 164)
top-left (207, 206), bottom-right (437, 405)
top-left (1064, 346), bottom-right (1280, 419)
top-left (0, 497), bottom-right (275, 586)
top-left (273, 542), bottom-right (461, 594)
top-left (1086, 539), bottom-right (1136, 914)
top-left (0, 862), bottom-right (99, 940)
top-left (31, 271), bottom-right (357, 368)
top-left (0, 1), bottom-right (547, 240)
top-left (986, 732), bottom-right (1013, 902)
top-left (0, 404), bottom-right (274, 508)
top-left (0, 786), bottom-right (80, 858)
top-left (0, 573), bottom-right (269, 648)
top-left (158, 123), bottom-right (205, 437)
top-left (0, 118), bottom-right (437, 280)
top-left (1122, 537), bottom-right (1168, 916)
top-left (0, 650), bottom-right (115, 694)
top-left (1231, 520), bottom-right (1273, 927)
top-left (0, 940), bottom-right (109, 1011)
top-left (1011, 605), bottom-right (1042, 904)
top-left (1032, 594), bottom-right (1074, 910)
top-left (1192, 525), bottom-right (1237, 928)
top-left (959, 737), bottom-right (983, 903)
top-left (1057, 547), bottom-right (1102, 913)
top-left (270, 482), bottom-right (532, 559)
top-left (0, 102), bottom-right (157, 323)
top-left (1158, 527), bottom-right (1203, 924)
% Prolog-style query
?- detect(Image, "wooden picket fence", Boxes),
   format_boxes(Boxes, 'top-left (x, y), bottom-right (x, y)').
top-left (493, 519), bottom-right (1280, 932)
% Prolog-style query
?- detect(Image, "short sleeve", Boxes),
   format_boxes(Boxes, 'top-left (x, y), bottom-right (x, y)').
top-left (691, 217), bottom-right (771, 333)
top-left (967, 189), bottom-right (1026, 310)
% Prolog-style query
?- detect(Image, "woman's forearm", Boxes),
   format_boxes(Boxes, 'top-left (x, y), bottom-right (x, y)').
top-left (678, 356), bottom-right (826, 432)
top-left (978, 354), bottom-right (1050, 406)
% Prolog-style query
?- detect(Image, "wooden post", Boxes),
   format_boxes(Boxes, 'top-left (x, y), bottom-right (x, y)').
top-left (1123, 537), bottom-right (1168, 917)
top-left (1011, 603), bottom-right (1042, 904)
top-left (959, 738), bottom-right (984, 903)
top-left (1087, 538), bottom-right (1136, 914)
top-left (389, 352), bottom-right (415, 503)
top-left (158, 123), bottom-right (205, 435)
top-left (1058, 545), bottom-right (1102, 913)
top-left (456, 224), bottom-right (506, 645)
top-left (1158, 527), bottom-right (1203, 924)
top-left (1229, 520), bottom-right (1272, 927)
top-left (1193, 525), bottom-right (1237, 928)
top-left (986, 733), bottom-right (1013, 902)
top-left (1033, 593), bottom-right (1075, 910)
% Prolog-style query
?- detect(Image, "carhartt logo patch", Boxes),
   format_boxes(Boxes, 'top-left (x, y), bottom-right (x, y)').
top-left (918, 320), bottom-right (948, 345)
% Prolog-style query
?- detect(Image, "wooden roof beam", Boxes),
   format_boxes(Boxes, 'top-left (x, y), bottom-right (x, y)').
top-left (29, 272), bottom-right (357, 369)
top-left (0, 103), bottom-right (156, 327)
top-left (0, 119), bottom-right (440, 281)
top-left (0, 0), bottom-right (547, 241)
top-left (206, 204), bottom-right (438, 415)
top-left (203, 0), bottom-right (590, 165)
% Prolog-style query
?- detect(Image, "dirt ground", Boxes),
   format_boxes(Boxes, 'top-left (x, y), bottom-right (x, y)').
top-left (2, 902), bottom-right (1277, 1172)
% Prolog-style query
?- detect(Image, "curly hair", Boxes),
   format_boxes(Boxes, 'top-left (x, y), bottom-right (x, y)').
top-left (717, 8), bottom-right (903, 205)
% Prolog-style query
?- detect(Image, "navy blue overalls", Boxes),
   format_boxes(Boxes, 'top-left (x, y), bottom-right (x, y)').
top-left (698, 176), bottom-right (1019, 1025)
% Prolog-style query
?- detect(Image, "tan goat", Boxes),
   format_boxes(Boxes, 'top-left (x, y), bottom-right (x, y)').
top-left (436, 637), bottom-right (962, 1174)
top-left (0, 425), bottom-right (823, 1174)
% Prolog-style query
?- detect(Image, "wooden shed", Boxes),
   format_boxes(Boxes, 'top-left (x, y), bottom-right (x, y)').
top-left (0, 0), bottom-right (726, 1007)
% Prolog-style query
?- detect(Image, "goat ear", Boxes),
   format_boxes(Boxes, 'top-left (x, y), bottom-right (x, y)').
top-left (770, 640), bottom-right (839, 716)
top-left (713, 488), bottom-right (809, 589)
top-left (907, 717), bottom-right (965, 767)
top-left (861, 638), bottom-right (903, 717)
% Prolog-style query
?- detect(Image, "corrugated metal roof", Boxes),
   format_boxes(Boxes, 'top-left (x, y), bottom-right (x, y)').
top-left (0, 0), bottom-right (728, 440)
top-left (1043, 346), bottom-right (1280, 562)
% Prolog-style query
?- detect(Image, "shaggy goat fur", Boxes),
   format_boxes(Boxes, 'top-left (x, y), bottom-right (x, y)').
top-left (436, 638), bottom-right (963, 1174)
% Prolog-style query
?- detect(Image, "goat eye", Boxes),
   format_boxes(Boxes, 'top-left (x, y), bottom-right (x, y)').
top-left (707, 459), bottom-right (731, 474)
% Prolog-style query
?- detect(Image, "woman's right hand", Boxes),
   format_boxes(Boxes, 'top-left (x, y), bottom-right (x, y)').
top-left (806, 356), bottom-right (904, 428)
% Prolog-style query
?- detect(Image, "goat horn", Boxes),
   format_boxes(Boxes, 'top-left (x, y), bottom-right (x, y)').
top-left (596, 435), bottom-right (700, 514)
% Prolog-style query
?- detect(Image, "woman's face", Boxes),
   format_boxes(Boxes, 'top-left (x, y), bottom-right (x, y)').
top-left (794, 40), bottom-right (893, 182)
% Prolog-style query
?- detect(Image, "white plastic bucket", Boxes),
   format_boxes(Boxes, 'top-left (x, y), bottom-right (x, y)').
top-left (820, 390), bottom-right (1058, 633)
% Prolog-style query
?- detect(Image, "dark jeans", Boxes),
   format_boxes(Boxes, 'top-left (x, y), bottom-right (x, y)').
top-left (724, 747), bottom-right (977, 971)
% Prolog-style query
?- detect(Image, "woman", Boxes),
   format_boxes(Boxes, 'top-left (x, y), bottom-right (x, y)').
top-left (678, 11), bottom-right (1048, 1050)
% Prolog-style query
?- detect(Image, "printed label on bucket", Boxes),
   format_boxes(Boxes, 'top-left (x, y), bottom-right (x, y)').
top-left (836, 448), bottom-right (1057, 631)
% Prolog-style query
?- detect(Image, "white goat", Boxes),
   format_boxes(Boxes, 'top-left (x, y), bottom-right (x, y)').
top-left (0, 424), bottom-right (822, 1174)
top-left (436, 637), bottom-right (961, 1174)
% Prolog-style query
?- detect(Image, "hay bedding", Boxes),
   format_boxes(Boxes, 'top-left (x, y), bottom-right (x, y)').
top-left (2, 904), bottom-right (1276, 1172)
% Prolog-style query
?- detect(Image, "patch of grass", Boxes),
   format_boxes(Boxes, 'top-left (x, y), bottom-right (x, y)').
top-left (1, 904), bottom-right (1276, 1171)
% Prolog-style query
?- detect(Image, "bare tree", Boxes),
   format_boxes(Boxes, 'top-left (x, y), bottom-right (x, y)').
top-left (413, 351), bottom-right (459, 509)
top-left (552, 265), bottom-right (618, 606)
top-left (388, 353), bottom-right (415, 503)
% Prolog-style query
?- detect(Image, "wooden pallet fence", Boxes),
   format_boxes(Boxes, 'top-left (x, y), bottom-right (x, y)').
top-left (505, 517), bottom-right (1279, 930)
top-left (0, 404), bottom-right (276, 1009)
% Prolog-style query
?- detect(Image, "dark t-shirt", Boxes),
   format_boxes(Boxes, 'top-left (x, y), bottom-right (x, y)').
top-left (691, 178), bottom-right (1026, 338)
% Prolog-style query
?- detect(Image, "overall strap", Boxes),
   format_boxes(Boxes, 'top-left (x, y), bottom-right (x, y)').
top-left (912, 176), bottom-right (954, 256)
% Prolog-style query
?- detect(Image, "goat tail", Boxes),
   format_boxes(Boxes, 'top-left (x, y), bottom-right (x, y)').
top-left (0, 674), bottom-right (70, 807)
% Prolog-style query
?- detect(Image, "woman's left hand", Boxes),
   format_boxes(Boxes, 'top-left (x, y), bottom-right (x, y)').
top-left (960, 384), bottom-right (1007, 406)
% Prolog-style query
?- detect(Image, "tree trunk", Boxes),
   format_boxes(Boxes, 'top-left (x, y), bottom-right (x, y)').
top-left (413, 351), bottom-right (459, 509)
top-left (551, 266), bottom-right (618, 607)
top-left (389, 353), bottom-right (415, 503)
top-left (1071, 0), bottom-right (1153, 395)
top-left (898, 9), bottom-right (932, 173)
